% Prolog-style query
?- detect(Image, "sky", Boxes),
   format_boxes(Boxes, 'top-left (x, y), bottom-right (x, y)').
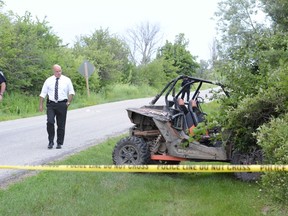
top-left (3, 0), bottom-right (220, 60)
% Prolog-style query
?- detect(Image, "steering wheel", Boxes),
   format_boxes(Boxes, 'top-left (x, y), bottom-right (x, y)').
top-left (196, 96), bottom-right (205, 104)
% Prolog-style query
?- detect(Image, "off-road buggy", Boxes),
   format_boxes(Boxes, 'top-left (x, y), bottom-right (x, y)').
top-left (112, 75), bottom-right (263, 181)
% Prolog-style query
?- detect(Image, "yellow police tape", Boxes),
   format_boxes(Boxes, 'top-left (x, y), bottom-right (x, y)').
top-left (0, 165), bottom-right (287, 173)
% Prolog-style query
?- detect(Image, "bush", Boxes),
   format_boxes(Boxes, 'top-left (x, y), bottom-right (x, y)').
top-left (221, 88), bottom-right (288, 151)
top-left (130, 59), bottom-right (168, 89)
top-left (256, 113), bottom-right (288, 203)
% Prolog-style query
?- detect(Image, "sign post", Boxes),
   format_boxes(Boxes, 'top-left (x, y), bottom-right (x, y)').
top-left (78, 61), bottom-right (95, 97)
top-left (84, 62), bottom-right (90, 96)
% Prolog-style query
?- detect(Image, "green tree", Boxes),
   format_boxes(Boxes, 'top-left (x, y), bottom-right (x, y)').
top-left (214, 0), bottom-right (271, 100)
top-left (212, 4), bottom-right (288, 202)
top-left (0, 9), bottom-right (15, 71)
top-left (73, 28), bottom-right (131, 89)
top-left (195, 60), bottom-right (211, 79)
top-left (214, 0), bottom-right (288, 154)
top-left (131, 58), bottom-right (168, 89)
top-left (157, 33), bottom-right (199, 77)
top-left (55, 48), bottom-right (89, 93)
top-left (0, 10), bottom-right (65, 94)
top-left (214, 0), bottom-right (288, 106)
top-left (261, 0), bottom-right (288, 30)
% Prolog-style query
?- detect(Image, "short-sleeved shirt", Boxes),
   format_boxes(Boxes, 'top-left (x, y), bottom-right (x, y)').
top-left (39, 75), bottom-right (75, 102)
top-left (0, 71), bottom-right (6, 84)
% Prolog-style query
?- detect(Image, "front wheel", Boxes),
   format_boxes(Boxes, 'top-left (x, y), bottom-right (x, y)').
top-left (112, 136), bottom-right (150, 165)
top-left (231, 148), bottom-right (263, 181)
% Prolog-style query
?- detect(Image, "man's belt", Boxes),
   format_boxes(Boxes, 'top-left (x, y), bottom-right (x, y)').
top-left (48, 99), bottom-right (68, 104)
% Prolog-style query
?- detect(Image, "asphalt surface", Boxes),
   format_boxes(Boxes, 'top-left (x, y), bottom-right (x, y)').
top-left (0, 88), bottom-right (216, 184)
top-left (0, 97), bottom-right (156, 184)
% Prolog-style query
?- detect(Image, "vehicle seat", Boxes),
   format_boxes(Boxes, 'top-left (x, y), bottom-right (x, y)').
top-left (172, 98), bottom-right (191, 130)
top-left (177, 98), bottom-right (189, 115)
top-left (188, 99), bottom-right (205, 126)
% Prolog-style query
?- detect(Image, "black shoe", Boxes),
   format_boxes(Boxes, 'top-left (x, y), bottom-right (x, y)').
top-left (56, 144), bottom-right (62, 149)
top-left (48, 142), bottom-right (54, 149)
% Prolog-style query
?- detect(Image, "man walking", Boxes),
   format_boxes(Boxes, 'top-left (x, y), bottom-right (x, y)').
top-left (181, 77), bottom-right (191, 102)
top-left (39, 64), bottom-right (75, 149)
top-left (0, 69), bottom-right (7, 101)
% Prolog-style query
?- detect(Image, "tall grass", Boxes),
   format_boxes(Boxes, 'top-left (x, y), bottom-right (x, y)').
top-left (0, 92), bottom-right (40, 121)
top-left (0, 84), bottom-right (158, 121)
top-left (72, 84), bottom-right (157, 108)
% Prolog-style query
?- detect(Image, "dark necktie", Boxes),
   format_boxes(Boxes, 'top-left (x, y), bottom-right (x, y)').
top-left (55, 78), bottom-right (59, 101)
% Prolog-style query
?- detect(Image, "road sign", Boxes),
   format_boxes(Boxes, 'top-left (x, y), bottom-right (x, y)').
top-left (78, 61), bottom-right (95, 78)
top-left (78, 61), bottom-right (95, 96)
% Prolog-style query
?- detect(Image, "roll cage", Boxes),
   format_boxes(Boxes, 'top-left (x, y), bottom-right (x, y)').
top-left (150, 75), bottom-right (229, 107)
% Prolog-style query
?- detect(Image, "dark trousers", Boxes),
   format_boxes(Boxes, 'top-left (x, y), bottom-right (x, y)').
top-left (46, 101), bottom-right (68, 145)
top-left (181, 89), bottom-right (190, 102)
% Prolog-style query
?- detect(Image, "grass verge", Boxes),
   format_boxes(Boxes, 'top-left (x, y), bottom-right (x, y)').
top-left (0, 84), bottom-right (157, 121)
top-left (0, 136), bottom-right (286, 216)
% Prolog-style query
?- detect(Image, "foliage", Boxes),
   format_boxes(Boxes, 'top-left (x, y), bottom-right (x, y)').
top-left (130, 58), bottom-right (168, 89)
top-left (261, 0), bottom-right (288, 30)
top-left (195, 59), bottom-right (216, 79)
top-left (213, 0), bottom-right (287, 199)
top-left (157, 56), bottom-right (178, 81)
top-left (100, 83), bottom-right (157, 102)
top-left (129, 33), bottom-right (201, 89)
top-left (256, 113), bottom-right (288, 203)
top-left (0, 8), bottom-right (157, 96)
top-left (189, 101), bottom-right (224, 144)
top-left (222, 87), bottom-right (287, 151)
top-left (157, 33), bottom-right (199, 77)
top-left (214, 0), bottom-right (288, 202)
top-left (0, 92), bottom-right (39, 120)
top-left (214, 0), bottom-right (288, 147)
top-left (73, 28), bottom-right (132, 89)
top-left (0, 4), bottom-right (204, 98)
top-left (214, 0), bottom-right (271, 101)
top-left (0, 11), bottom-right (65, 94)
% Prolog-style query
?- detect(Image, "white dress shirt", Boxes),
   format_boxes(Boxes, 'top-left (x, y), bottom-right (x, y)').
top-left (39, 75), bottom-right (75, 102)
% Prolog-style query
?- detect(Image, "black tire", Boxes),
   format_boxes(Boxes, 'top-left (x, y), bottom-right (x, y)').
top-left (231, 149), bottom-right (263, 181)
top-left (112, 136), bottom-right (150, 165)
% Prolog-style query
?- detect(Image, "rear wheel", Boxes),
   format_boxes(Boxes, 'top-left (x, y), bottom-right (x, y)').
top-left (112, 136), bottom-right (150, 165)
top-left (231, 148), bottom-right (263, 181)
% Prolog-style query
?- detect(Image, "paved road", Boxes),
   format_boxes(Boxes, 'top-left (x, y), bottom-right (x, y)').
top-left (0, 88), bottom-right (217, 184)
top-left (0, 97), bottom-right (157, 184)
